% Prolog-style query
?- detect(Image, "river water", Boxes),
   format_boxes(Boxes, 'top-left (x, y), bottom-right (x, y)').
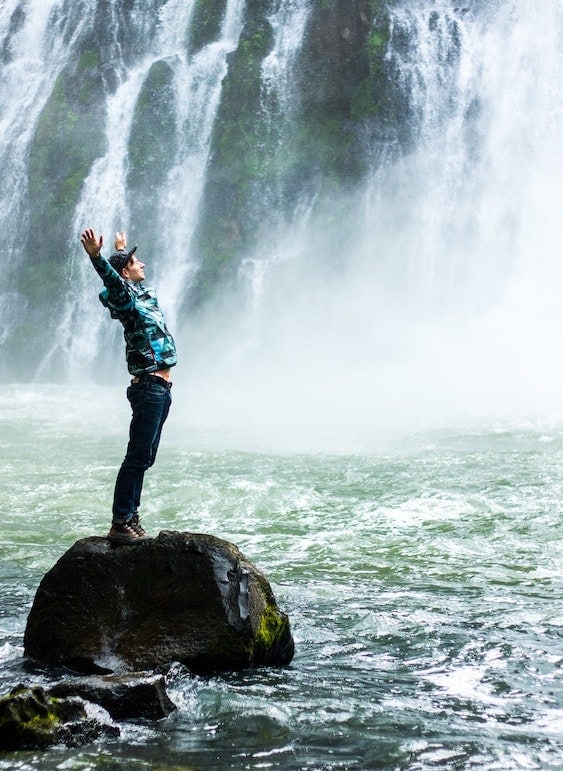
top-left (1, 384), bottom-right (562, 769)
top-left (1, 2), bottom-right (562, 766)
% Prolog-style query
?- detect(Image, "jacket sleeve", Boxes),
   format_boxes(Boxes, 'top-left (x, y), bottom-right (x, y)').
top-left (90, 255), bottom-right (132, 308)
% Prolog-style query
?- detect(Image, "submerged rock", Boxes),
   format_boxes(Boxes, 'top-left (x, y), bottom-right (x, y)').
top-left (24, 531), bottom-right (294, 674)
top-left (0, 685), bottom-right (118, 750)
top-left (49, 673), bottom-right (176, 720)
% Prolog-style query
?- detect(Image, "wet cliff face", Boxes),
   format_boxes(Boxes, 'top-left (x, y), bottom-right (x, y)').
top-left (190, 0), bottom-right (400, 303)
top-left (26, 49), bottom-right (106, 287)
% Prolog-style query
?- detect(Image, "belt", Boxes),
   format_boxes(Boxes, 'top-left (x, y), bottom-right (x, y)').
top-left (132, 374), bottom-right (173, 390)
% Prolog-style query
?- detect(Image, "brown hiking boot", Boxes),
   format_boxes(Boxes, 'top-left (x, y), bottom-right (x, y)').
top-left (107, 520), bottom-right (149, 544)
top-left (129, 515), bottom-right (147, 537)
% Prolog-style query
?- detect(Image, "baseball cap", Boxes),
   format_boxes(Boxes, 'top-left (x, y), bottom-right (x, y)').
top-left (109, 245), bottom-right (138, 274)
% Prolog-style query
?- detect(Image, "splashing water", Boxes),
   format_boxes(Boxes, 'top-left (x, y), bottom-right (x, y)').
top-left (183, 0), bottom-right (563, 446)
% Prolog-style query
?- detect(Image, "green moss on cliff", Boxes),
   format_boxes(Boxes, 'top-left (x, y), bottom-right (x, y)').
top-left (213, 24), bottom-right (274, 184)
top-left (78, 49), bottom-right (101, 73)
top-left (28, 69), bottom-right (103, 218)
top-left (187, 0), bottom-right (398, 307)
top-left (13, 41), bottom-right (107, 371)
top-left (126, 59), bottom-right (178, 262)
top-left (22, 54), bottom-right (105, 309)
top-left (128, 59), bottom-right (177, 191)
top-left (187, 2), bottom-right (275, 302)
top-left (188, 0), bottom-right (228, 53)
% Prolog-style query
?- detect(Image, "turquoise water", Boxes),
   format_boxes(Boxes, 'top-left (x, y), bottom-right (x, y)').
top-left (1, 385), bottom-right (562, 769)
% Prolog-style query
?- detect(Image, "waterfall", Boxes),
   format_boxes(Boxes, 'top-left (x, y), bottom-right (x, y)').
top-left (248, 0), bottom-right (562, 313)
top-left (1, 0), bottom-right (562, 428)
top-left (367, 0), bottom-right (563, 313)
top-left (0, 0), bottom-right (95, 348)
top-left (190, 0), bottom-right (563, 435)
top-left (354, 0), bottom-right (563, 418)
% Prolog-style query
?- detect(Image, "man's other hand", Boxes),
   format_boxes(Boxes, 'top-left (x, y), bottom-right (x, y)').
top-left (114, 231), bottom-right (127, 251)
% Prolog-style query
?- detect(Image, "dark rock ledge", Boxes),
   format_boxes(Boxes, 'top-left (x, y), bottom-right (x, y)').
top-left (0, 674), bottom-right (175, 750)
top-left (49, 672), bottom-right (176, 720)
top-left (0, 684), bottom-right (119, 751)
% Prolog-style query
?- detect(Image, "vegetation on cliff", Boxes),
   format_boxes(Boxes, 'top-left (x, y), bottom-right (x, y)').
top-left (189, 0), bottom-right (398, 303)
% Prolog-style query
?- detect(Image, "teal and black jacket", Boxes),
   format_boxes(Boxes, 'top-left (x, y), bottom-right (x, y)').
top-left (91, 255), bottom-right (177, 376)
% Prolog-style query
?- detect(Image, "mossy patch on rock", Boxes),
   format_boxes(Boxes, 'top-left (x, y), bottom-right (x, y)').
top-left (0, 685), bottom-right (118, 750)
top-left (253, 602), bottom-right (293, 663)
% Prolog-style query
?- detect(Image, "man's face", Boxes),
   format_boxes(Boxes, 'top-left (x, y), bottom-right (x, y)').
top-left (122, 255), bottom-right (145, 283)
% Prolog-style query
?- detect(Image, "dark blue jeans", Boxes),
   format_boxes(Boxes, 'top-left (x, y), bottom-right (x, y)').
top-left (112, 377), bottom-right (172, 524)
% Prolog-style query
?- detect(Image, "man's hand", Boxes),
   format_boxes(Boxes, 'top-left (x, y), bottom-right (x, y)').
top-left (114, 231), bottom-right (127, 251)
top-left (80, 228), bottom-right (103, 258)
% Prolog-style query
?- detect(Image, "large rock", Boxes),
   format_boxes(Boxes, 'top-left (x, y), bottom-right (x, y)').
top-left (24, 531), bottom-right (294, 674)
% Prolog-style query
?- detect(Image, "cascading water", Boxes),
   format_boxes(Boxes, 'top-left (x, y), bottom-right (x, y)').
top-left (194, 0), bottom-right (563, 441)
top-left (235, 0), bottom-right (313, 349)
top-left (0, 0), bottom-right (561, 429)
top-left (369, 0), bottom-right (563, 420)
top-left (372, 0), bottom-right (562, 313)
top-left (0, 0), bottom-right (95, 348)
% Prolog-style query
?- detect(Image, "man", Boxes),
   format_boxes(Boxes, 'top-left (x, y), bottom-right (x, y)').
top-left (80, 227), bottom-right (177, 544)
